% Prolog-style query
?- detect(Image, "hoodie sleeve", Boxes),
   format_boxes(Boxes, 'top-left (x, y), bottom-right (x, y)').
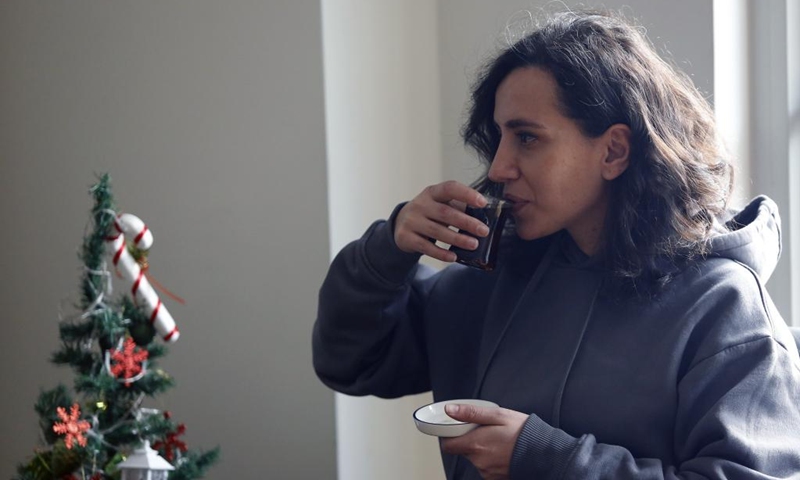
top-left (509, 264), bottom-right (800, 479)
top-left (312, 204), bottom-right (442, 398)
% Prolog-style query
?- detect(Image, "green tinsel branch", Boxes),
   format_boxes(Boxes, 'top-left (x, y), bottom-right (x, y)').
top-left (57, 321), bottom-right (95, 342)
top-left (50, 344), bottom-right (97, 373)
top-left (80, 175), bottom-right (116, 311)
top-left (34, 385), bottom-right (74, 445)
top-left (171, 448), bottom-right (221, 480)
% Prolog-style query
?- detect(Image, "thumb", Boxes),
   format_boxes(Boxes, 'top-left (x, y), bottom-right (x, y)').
top-left (445, 403), bottom-right (503, 425)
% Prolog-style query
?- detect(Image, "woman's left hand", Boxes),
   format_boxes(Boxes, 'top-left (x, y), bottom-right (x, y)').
top-left (440, 404), bottom-right (529, 480)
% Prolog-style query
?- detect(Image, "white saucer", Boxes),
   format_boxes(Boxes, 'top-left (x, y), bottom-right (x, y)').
top-left (413, 399), bottom-right (499, 437)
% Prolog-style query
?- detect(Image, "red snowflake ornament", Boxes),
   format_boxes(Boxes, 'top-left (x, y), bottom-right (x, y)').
top-left (110, 337), bottom-right (149, 387)
top-left (52, 403), bottom-right (91, 449)
top-left (153, 421), bottom-right (188, 462)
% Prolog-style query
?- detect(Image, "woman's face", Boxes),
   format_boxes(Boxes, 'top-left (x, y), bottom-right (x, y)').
top-left (488, 66), bottom-right (623, 255)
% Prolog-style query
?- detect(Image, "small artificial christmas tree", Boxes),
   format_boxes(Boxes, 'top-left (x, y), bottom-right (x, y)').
top-left (15, 174), bottom-right (219, 480)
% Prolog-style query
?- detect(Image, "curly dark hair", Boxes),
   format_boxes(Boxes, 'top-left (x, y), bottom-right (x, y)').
top-left (463, 10), bottom-right (733, 293)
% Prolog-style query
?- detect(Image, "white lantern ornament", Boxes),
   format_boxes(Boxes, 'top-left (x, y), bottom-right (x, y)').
top-left (117, 440), bottom-right (175, 480)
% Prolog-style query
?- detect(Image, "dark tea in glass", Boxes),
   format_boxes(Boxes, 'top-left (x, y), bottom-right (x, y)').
top-left (448, 196), bottom-right (511, 271)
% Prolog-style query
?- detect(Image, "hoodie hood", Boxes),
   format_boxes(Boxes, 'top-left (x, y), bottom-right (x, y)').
top-left (708, 195), bottom-right (782, 282)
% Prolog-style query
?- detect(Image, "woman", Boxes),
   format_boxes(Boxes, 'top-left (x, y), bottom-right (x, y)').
top-left (313, 10), bottom-right (800, 480)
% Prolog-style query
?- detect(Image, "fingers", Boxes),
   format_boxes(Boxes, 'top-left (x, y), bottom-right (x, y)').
top-left (394, 181), bottom-right (492, 258)
top-left (440, 431), bottom-right (471, 456)
top-left (395, 213), bottom-right (480, 257)
top-left (413, 190), bottom-right (490, 237)
top-left (428, 180), bottom-right (488, 208)
top-left (440, 407), bottom-right (529, 480)
top-left (395, 231), bottom-right (458, 263)
top-left (445, 404), bottom-right (505, 425)
top-left (447, 199), bottom-right (468, 212)
top-left (439, 410), bottom-right (501, 457)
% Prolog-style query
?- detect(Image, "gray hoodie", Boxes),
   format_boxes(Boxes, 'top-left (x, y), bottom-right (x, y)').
top-left (313, 195), bottom-right (800, 479)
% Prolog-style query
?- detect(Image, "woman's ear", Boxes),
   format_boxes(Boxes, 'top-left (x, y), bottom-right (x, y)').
top-left (601, 124), bottom-right (631, 180)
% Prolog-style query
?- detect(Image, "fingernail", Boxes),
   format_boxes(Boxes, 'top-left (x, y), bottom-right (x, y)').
top-left (445, 404), bottom-right (459, 415)
top-left (468, 238), bottom-right (479, 249)
top-left (478, 195), bottom-right (488, 207)
top-left (478, 225), bottom-right (490, 236)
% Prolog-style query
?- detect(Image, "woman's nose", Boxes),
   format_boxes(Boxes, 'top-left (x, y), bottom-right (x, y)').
top-left (487, 141), bottom-right (518, 183)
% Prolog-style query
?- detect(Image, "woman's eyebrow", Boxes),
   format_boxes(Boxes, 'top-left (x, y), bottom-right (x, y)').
top-left (495, 118), bottom-right (547, 130)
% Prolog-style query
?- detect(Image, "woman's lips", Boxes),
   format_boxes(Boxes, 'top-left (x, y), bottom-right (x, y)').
top-left (503, 194), bottom-right (528, 215)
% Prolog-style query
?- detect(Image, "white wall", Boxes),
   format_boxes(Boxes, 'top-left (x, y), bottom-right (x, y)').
top-left (714, 0), bottom-right (751, 206)
top-left (790, 0), bottom-right (800, 327)
top-left (714, 0), bottom-right (799, 325)
top-left (322, 0), bottom-right (445, 478)
top-left (746, 0), bottom-right (798, 325)
top-left (0, 1), bottom-right (335, 478)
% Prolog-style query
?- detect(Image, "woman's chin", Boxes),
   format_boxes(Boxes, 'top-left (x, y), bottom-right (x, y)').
top-left (513, 222), bottom-right (556, 241)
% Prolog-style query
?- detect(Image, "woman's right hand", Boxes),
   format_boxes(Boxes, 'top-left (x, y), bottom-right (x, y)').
top-left (394, 181), bottom-right (491, 263)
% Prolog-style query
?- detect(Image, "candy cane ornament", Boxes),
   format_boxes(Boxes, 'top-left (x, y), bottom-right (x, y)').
top-left (106, 212), bottom-right (180, 342)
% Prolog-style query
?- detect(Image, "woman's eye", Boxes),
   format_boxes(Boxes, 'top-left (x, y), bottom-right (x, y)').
top-left (517, 132), bottom-right (536, 144)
